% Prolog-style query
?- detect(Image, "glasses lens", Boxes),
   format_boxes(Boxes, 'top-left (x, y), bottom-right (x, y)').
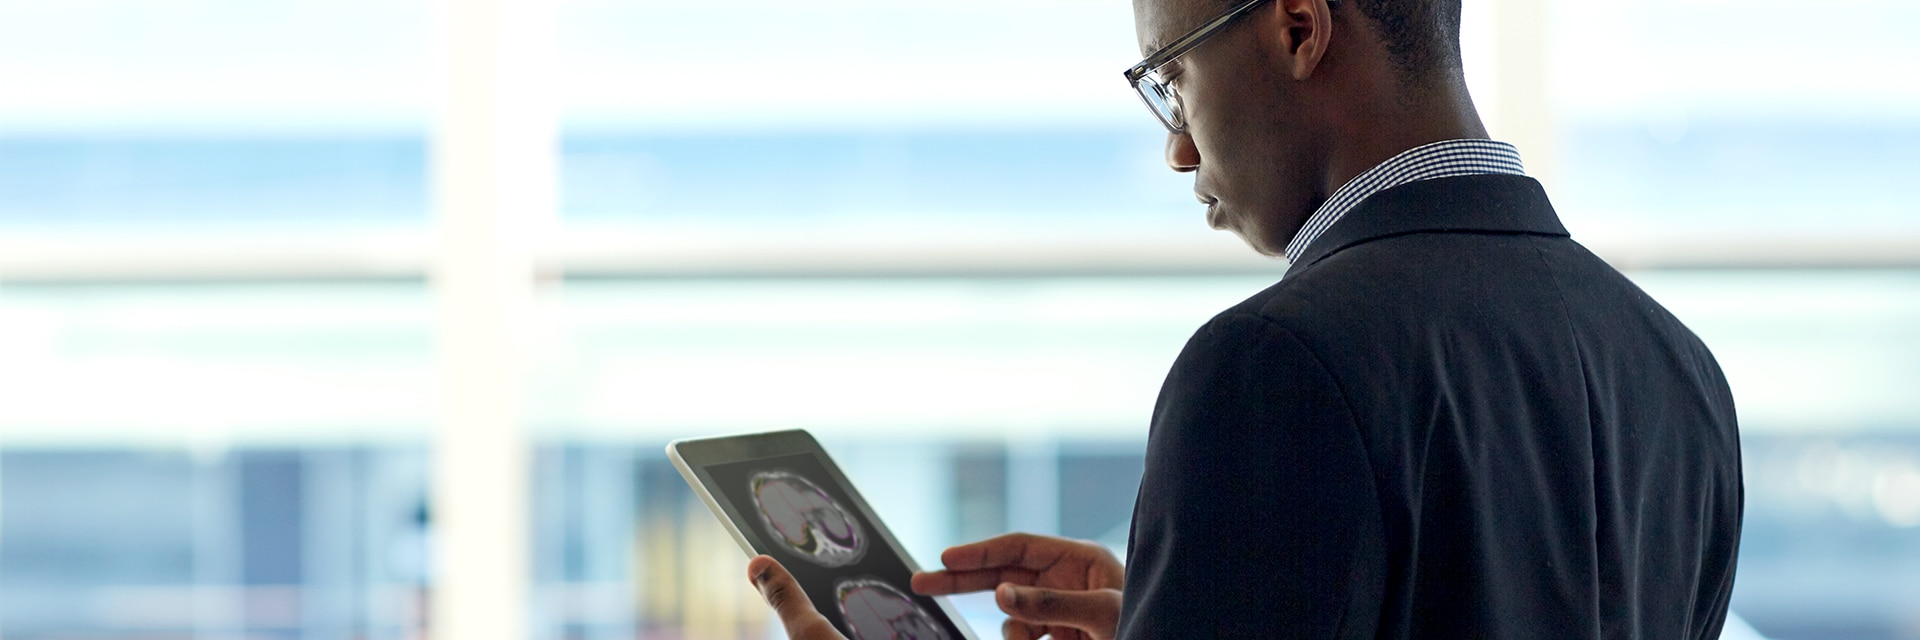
top-left (1135, 75), bottom-right (1184, 131)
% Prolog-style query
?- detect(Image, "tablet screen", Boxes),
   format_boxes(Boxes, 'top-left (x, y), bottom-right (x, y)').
top-left (705, 452), bottom-right (965, 640)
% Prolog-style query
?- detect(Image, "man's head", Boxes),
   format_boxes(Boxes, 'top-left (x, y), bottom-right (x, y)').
top-left (1131, 0), bottom-right (1479, 257)
top-left (1346, 0), bottom-right (1465, 81)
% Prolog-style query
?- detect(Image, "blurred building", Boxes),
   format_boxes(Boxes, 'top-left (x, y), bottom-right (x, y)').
top-left (1, 0), bottom-right (1918, 639)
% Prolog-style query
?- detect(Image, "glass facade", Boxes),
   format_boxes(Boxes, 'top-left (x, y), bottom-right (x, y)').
top-left (2, 0), bottom-right (1917, 638)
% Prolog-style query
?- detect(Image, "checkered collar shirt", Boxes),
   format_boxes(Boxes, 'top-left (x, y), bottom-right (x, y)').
top-left (1283, 139), bottom-right (1529, 264)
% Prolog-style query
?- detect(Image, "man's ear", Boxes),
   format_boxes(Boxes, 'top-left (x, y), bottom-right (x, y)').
top-left (1258, 0), bottom-right (1334, 80)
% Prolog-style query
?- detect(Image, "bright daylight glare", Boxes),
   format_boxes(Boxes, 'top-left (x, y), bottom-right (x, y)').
top-left (0, 0), bottom-right (1917, 638)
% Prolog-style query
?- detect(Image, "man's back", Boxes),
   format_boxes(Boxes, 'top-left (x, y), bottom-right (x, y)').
top-left (1120, 174), bottom-right (1743, 638)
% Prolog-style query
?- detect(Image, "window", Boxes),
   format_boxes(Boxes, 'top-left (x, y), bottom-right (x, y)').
top-left (3, 0), bottom-right (1914, 638)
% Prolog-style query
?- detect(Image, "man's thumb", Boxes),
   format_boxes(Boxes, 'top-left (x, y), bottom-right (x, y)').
top-left (995, 583), bottom-right (1122, 630)
top-left (747, 555), bottom-right (841, 640)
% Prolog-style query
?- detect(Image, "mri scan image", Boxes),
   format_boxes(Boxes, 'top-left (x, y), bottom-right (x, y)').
top-left (749, 469), bottom-right (867, 567)
top-left (834, 578), bottom-right (950, 640)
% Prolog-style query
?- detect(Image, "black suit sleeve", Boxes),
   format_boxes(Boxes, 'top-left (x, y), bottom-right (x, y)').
top-left (1118, 313), bottom-right (1387, 639)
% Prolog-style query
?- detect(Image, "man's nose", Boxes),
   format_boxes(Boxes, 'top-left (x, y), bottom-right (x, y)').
top-left (1166, 131), bottom-right (1200, 172)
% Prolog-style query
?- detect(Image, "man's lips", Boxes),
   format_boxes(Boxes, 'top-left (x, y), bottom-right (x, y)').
top-left (1198, 194), bottom-right (1222, 229)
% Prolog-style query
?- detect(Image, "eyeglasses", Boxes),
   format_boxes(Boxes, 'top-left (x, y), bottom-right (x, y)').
top-left (1122, 0), bottom-right (1283, 133)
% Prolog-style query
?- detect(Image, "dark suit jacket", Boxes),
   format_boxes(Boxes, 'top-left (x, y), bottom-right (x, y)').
top-left (1117, 175), bottom-right (1743, 639)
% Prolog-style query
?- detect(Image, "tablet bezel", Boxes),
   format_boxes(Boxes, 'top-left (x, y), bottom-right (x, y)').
top-left (666, 428), bottom-right (978, 640)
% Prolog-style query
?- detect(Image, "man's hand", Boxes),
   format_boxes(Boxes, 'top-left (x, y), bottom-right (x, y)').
top-left (747, 555), bottom-right (847, 640)
top-left (911, 533), bottom-right (1125, 640)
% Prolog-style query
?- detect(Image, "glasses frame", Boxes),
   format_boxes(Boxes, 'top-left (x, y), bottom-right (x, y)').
top-left (1124, 0), bottom-right (1317, 132)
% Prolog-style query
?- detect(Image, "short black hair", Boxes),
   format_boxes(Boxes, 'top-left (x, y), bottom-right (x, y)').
top-left (1347, 0), bottom-right (1464, 78)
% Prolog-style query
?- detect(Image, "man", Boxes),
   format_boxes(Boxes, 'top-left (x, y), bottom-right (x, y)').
top-left (748, 0), bottom-right (1743, 636)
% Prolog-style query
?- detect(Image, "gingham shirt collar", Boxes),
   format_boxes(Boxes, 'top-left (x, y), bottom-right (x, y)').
top-left (1283, 139), bottom-right (1527, 264)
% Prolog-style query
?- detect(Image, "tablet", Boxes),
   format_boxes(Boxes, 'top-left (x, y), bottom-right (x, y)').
top-left (667, 429), bottom-right (978, 640)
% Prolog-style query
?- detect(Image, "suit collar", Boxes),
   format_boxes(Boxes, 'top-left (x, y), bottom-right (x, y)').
top-left (1282, 174), bottom-right (1569, 278)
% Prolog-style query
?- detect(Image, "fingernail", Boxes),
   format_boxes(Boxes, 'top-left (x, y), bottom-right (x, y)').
top-left (997, 583), bottom-right (1018, 607)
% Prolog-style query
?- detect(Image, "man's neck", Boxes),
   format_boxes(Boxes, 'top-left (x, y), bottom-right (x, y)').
top-left (1321, 78), bottom-right (1489, 198)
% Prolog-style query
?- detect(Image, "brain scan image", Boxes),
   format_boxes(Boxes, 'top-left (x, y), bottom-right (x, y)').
top-left (834, 578), bottom-right (950, 640)
top-left (749, 470), bottom-right (867, 567)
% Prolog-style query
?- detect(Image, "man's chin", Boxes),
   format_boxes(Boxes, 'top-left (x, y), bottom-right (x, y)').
top-left (1209, 208), bottom-right (1293, 259)
top-left (1224, 226), bottom-right (1289, 260)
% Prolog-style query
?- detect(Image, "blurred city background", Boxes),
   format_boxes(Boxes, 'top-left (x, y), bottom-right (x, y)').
top-left (0, 0), bottom-right (1917, 639)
